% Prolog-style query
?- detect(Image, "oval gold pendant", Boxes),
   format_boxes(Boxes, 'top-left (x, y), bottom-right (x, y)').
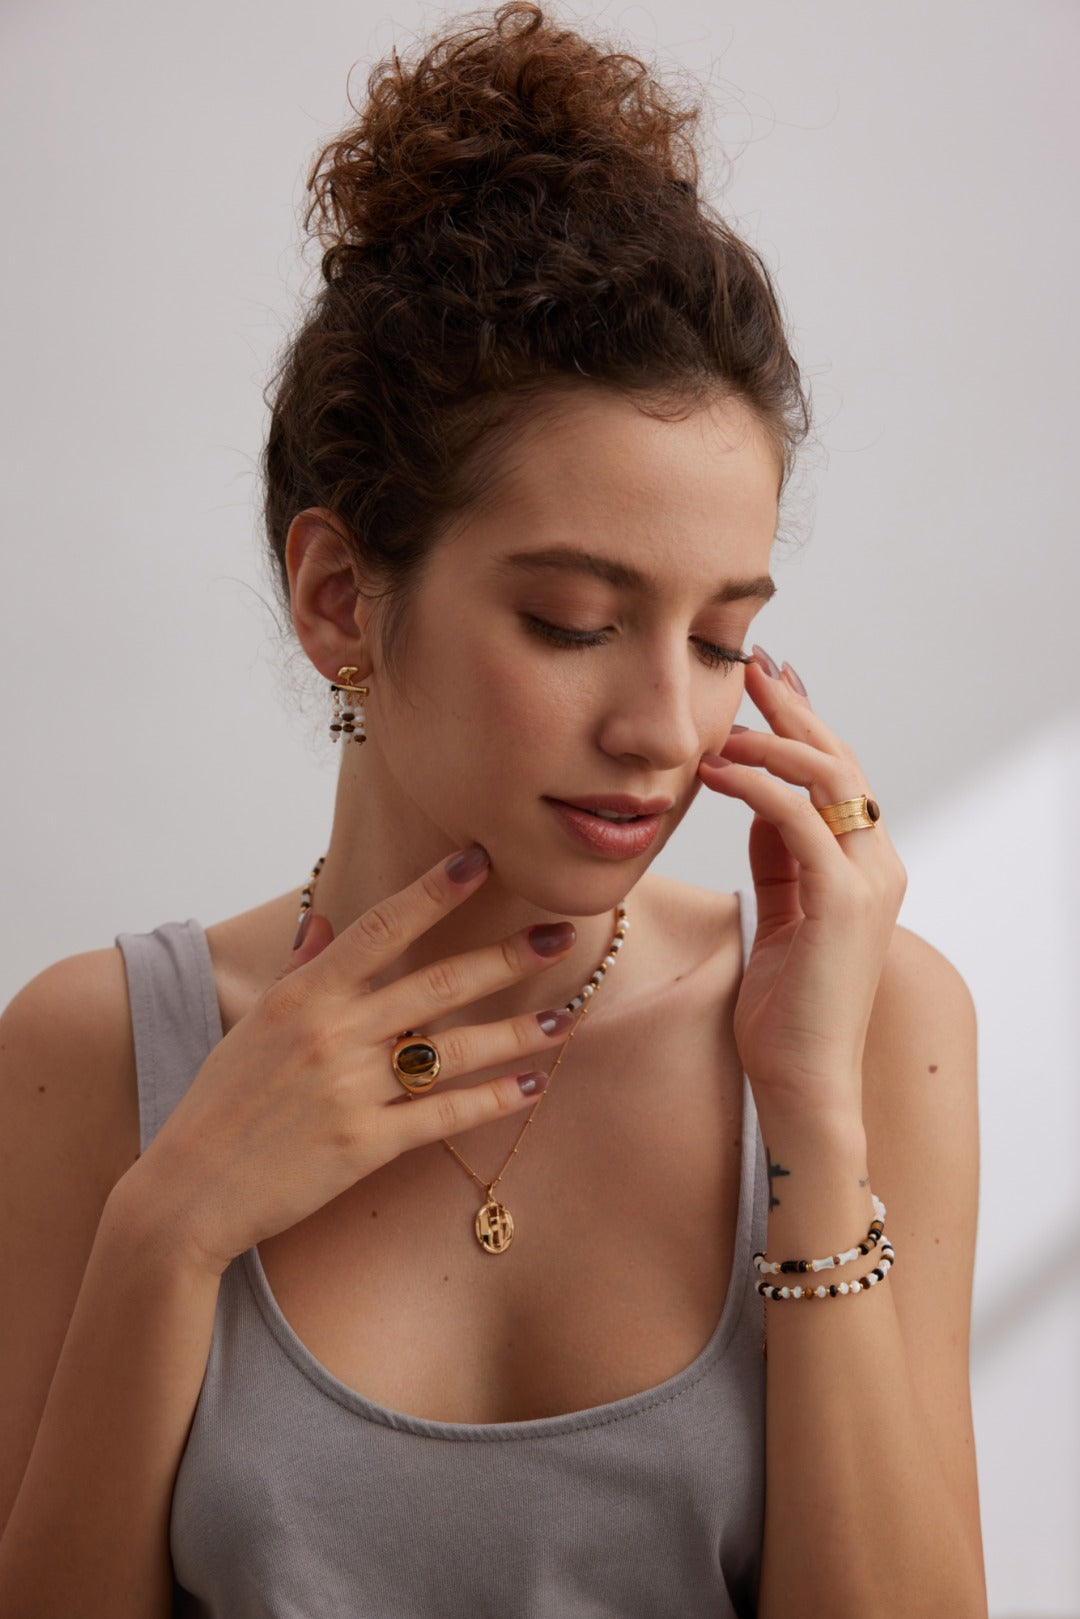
top-left (475, 1198), bottom-right (514, 1254)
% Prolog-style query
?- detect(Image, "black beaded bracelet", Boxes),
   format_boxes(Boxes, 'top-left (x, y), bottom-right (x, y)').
top-left (756, 1237), bottom-right (895, 1301)
top-left (753, 1193), bottom-right (888, 1277)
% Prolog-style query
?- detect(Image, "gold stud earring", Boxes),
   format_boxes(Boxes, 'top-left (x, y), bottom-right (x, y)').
top-left (329, 666), bottom-right (370, 744)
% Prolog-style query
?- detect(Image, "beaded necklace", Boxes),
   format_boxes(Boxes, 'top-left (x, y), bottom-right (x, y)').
top-left (300, 854), bottom-right (629, 1253)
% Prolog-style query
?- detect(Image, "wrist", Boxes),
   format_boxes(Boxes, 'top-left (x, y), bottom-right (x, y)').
top-left (105, 1160), bottom-right (226, 1282)
top-left (752, 1087), bottom-right (867, 1156)
top-left (757, 1111), bottom-right (874, 1264)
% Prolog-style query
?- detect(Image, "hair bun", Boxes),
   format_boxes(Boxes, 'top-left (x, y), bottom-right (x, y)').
top-left (306, 1), bottom-right (701, 281)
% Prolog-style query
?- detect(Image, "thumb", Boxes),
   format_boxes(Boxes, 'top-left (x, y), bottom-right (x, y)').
top-left (275, 908), bottom-right (334, 981)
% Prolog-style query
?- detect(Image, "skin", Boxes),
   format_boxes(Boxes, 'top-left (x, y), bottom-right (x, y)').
top-left (284, 387), bottom-right (781, 1032)
top-left (0, 384), bottom-right (984, 1613)
top-left (275, 383), bottom-right (984, 1613)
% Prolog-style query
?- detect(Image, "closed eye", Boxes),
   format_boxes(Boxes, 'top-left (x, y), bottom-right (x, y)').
top-left (521, 615), bottom-right (751, 672)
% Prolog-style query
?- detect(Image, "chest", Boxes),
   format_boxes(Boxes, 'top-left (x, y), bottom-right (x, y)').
top-left (256, 972), bottom-right (748, 1425)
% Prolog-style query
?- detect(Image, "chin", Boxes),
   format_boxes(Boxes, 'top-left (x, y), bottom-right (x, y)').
top-left (500, 844), bottom-right (660, 920)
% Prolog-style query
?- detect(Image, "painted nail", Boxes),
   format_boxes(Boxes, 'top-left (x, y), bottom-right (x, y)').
top-left (781, 662), bottom-right (808, 697)
top-left (751, 644), bottom-right (780, 679)
top-left (445, 845), bottom-right (490, 883)
top-left (537, 1007), bottom-right (575, 1036)
top-left (518, 1070), bottom-right (549, 1096)
top-left (528, 921), bottom-right (577, 956)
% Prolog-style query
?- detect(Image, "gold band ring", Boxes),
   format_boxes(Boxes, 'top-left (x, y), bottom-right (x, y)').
top-left (817, 794), bottom-right (881, 836)
top-left (391, 1031), bottom-right (442, 1093)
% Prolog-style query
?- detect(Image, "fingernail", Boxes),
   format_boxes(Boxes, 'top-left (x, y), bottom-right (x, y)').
top-left (528, 921), bottom-right (577, 956)
top-left (781, 662), bottom-right (808, 697)
top-left (292, 909), bottom-right (312, 950)
top-left (518, 1070), bottom-right (549, 1096)
top-left (751, 644), bottom-right (780, 679)
top-left (446, 845), bottom-right (490, 883)
top-left (701, 754), bottom-right (732, 768)
top-left (537, 1007), bottom-right (575, 1036)
top-left (729, 724), bottom-right (749, 734)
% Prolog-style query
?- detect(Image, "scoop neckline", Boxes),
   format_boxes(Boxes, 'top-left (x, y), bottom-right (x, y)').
top-left (186, 891), bottom-right (762, 1442)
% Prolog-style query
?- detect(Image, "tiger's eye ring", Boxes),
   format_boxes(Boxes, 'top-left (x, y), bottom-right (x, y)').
top-left (391, 1031), bottom-right (442, 1093)
top-left (817, 795), bottom-right (881, 835)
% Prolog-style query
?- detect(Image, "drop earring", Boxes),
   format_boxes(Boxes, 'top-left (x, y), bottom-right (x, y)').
top-left (329, 666), bottom-right (370, 744)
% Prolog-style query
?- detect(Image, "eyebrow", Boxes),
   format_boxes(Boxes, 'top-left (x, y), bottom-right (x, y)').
top-left (493, 547), bottom-right (777, 606)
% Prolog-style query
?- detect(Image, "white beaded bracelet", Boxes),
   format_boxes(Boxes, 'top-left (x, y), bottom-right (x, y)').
top-left (752, 1193), bottom-right (888, 1277)
top-left (756, 1236), bottom-right (895, 1301)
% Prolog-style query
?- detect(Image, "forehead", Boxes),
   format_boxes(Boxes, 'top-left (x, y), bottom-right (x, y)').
top-left (445, 388), bottom-right (781, 586)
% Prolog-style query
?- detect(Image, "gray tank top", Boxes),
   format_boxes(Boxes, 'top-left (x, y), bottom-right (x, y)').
top-left (115, 889), bottom-right (767, 1618)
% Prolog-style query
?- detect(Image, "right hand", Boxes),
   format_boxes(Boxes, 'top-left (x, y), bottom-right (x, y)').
top-left (121, 847), bottom-right (579, 1276)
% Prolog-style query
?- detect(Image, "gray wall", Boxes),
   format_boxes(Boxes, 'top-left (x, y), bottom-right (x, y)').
top-left (2, 3), bottom-right (1076, 1612)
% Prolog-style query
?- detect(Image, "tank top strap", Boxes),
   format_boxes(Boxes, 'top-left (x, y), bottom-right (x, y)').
top-left (734, 886), bottom-right (768, 1270)
top-left (734, 884), bottom-right (757, 971)
top-left (114, 919), bottom-right (223, 1153)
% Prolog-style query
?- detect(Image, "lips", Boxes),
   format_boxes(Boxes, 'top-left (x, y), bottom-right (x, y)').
top-left (550, 793), bottom-right (673, 817)
top-left (543, 798), bottom-right (666, 859)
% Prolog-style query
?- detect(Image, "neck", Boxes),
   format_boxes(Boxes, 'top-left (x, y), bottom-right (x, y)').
top-left (308, 739), bottom-right (635, 1026)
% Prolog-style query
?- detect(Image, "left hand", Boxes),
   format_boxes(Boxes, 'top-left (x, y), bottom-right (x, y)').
top-left (698, 648), bottom-right (908, 1125)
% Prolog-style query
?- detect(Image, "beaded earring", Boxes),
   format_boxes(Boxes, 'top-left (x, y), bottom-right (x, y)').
top-left (329, 666), bottom-right (370, 745)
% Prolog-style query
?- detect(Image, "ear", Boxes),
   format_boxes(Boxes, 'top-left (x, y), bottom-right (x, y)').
top-left (285, 508), bottom-right (377, 682)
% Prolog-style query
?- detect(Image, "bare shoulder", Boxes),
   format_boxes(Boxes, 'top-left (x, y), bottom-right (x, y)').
top-left (0, 948), bottom-right (142, 1527)
top-left (862, 922), bottom-right (979, 1268)
top-left (864, 922), bottom-right (977, 1113)
top-left (0, 946), bottom-right (141, 1198)
top-left (863, 921), bottom-right (978, 1226)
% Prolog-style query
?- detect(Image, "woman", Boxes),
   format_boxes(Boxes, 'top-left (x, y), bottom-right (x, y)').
top-left (0, 4), bottom-right (986, 1614)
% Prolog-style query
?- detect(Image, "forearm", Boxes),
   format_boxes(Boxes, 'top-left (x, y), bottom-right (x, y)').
top-left (754, 1106), bottom-right (986, 1619)
top-left (0, 1174), bottom-right (221, 1617)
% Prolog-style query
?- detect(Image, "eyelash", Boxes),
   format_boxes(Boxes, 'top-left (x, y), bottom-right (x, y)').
top-left (521, 615), bottom-right (751, 671)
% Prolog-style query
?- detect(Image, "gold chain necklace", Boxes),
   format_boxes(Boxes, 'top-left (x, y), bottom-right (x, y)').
top-left (300, 854), bottom-right (629, 1253)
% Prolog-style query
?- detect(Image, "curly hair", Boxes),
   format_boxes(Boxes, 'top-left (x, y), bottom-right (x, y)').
top-left (261, 1), bottom-right (810, 687)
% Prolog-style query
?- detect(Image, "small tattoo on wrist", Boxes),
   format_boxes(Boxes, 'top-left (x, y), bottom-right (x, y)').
top-left (766, 1147), bottom-right (791, 1211)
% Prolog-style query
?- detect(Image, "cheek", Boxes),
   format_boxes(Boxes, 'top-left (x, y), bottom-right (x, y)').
top-left (713, 665), bottom-right (748, 722)
top-left (465, 637), bottom-right (578, 744)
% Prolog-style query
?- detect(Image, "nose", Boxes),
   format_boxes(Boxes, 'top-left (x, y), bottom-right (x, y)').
top-left (594, 640), bottom-right (713, 771)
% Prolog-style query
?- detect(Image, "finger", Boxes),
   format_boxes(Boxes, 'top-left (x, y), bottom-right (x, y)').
top-left (744, 648), bottom-right (851, 752)
top-left (278, 909), bottom-right (335, 977)
top-left (312, 845), bottom-right (495, 995)
top-left (745, 813), bottom-right (806, 936)
top-left (699, 757), bottom-right (850, 882)
top-left (371, 999), bottom-right (577, 1101)
top-left (705, 754), bottom-right (903, 923)
top-left (706, 728), bottom-right (872, 813)
top-left (371, 919), bottom-right (578, 1047)
top-left (385, 1066), bottom-right (551, 1156)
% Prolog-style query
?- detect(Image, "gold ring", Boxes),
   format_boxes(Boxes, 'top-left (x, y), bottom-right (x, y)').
top-left (817, 794), bottom-right (881, 836)
top-left (391, 1031), bottom-right (442, 1093)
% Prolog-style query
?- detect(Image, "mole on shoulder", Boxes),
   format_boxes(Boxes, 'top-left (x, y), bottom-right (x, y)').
top-left (929, 1064), bottom-right (939, 1073)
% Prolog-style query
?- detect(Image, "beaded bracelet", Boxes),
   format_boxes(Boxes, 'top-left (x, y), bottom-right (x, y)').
top-left (752, 1193), bottom-right (888, 1277)
top-left (757, 1237), bottom-right (895, 1301)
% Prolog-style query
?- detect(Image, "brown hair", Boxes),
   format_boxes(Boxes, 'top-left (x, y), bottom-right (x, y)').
top-left (261, 1), bottom-right (810, 686)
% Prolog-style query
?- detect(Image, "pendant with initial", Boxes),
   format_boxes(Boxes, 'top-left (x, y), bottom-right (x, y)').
top-left (475, 1196), bottom-right (514, 1254)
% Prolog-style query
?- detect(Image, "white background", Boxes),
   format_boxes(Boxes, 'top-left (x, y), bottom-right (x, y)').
top-left (1, 3), bottom-right (1076, 1613)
